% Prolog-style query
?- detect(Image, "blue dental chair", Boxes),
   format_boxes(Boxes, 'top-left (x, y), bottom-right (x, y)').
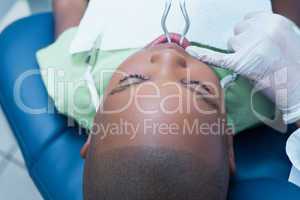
top-left (0, 13), bottom-right (300, 200)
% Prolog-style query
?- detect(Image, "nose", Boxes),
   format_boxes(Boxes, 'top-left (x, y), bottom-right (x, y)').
top-left (150, 49), bottom-right (187, 69)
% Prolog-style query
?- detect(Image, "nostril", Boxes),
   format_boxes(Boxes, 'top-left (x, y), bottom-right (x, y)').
top-left (150, 54), bottom-right (157, 64)
top-left (150, 51), bottom-right (187, 68)
top-left (178, 58), bottom-right (187, 68)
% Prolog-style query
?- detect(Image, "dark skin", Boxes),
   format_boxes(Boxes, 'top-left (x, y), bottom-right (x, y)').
top-left (53, 0), bottom-right (88, 37)
top-left (85, 40), bottom-right (235, 174)
top-left (79, 40), bottom-right (234, 200)
top-left (51, 0), bottom-right (300, 165)
top-left (80, 34), bottom-right (230, 158)
top-left (272, 0), bottom-right (300, 26)
top-left (50, 0), bottom-right (299, 198)
top-left (73, 0), bottom-right (300, 158)
top-left (79, 42), bottom-right (236, 200)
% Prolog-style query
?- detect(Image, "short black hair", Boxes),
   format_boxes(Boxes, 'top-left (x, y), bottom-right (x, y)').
top-left (84, 146), bottom-right (229, 200)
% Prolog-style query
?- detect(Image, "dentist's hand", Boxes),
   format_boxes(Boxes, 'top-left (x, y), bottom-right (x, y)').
top-left (186, 12), bottom-right (300, 124)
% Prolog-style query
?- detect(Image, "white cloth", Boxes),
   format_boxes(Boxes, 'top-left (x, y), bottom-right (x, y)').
top-left (287, 129), bottom-right (300, 187)
top-left (289, 167), bottom-right (300, 188)
top-left (70, 0), bottom-right (271, 53)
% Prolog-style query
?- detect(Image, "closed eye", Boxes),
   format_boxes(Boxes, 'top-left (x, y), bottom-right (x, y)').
top-left (180, 79), bottom-right (219, 109)
top-left (119, 74), bottom-right (149, 84)
top-left (180, 79), bottom-right (211, 95)
top-left (110, 74), bottom-right (150, 95)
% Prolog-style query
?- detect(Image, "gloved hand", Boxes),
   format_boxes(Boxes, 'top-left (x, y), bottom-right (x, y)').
top-left (286, 128), bottom-right (300, 171)
top-left (286, 127), bottom-right (300, 187)
top-left (186, 12), bottom-right (300, 124)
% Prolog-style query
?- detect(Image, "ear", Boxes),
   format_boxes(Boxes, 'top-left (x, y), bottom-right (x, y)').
top-left (227, 135), bottom-right (236, 175)
top-left (80, 135), bottom-right (92, 159)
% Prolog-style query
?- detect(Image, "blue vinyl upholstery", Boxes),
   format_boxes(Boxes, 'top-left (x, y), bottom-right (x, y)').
top-left (0, 13), bottom-right (86, 200)
top-left (0, 13), bottom-right (299, 200)
top-left (229, 179), bottom-right (300, 200)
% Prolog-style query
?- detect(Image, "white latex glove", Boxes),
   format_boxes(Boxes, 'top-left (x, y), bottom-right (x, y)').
top-left (186, 12), bottom-right (300, 124)
top-left (287, 128), bottom-right (300, 171)
top-left (286, 128), bottom-right (300, 187)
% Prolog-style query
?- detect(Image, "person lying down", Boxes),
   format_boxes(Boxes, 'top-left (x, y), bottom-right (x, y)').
top-left (37, 27), bottom-right (274, 133)
top-left (37, 1), bottom-right (276, 199)
top-left (37, 27), bottom-right (275, 199)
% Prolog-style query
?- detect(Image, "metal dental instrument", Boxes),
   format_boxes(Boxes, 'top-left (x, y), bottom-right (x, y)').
top-left (161, 0), bottom-right (191, 45)
top-left (84, 34), bottom-right (102, 111)
top-left (161, 0), bottom-right (172, 43)
top-left (161, 1), bottom-right (236, 87)
top-left (179, 0), bottom-right (190, 45)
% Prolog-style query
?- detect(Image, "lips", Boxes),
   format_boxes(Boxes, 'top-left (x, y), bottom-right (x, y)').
top-left (147, 33), bottom-right (190, 49)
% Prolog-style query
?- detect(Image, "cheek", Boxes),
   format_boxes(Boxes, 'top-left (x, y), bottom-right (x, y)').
top-left (118, 51), bottom-right (150, 71)
top-left (102, 92), bottom-right (132, 113)
top-left (187, 60), bottom-right (220, 83)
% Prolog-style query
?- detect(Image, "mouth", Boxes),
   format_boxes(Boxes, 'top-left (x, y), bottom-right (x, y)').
top-left (147, 33), bottom-right (190, 49)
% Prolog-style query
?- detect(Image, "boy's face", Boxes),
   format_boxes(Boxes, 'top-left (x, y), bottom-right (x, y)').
top-left (83, 34), bottom-right (235, 174)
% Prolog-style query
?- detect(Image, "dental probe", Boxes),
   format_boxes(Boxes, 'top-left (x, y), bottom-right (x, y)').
top-left (161, 0), bottom-right (191, 45)
top-left (84, 35), bottom-right (102, 111)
